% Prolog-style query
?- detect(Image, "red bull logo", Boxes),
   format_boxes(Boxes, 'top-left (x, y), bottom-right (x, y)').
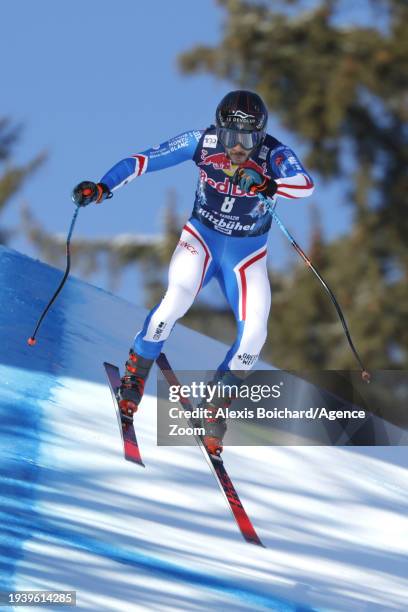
top-left (199, 152), bottom-right (232, 171)
top-left (199, 153), bottom-right (269, 198)
top-left (199, 169), bottom-right (260, 197)
top-left (200, 152), bottom-right (266, 177)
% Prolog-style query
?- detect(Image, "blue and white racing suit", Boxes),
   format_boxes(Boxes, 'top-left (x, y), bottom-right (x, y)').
top-left (100, 126), bottom-right (314, 372)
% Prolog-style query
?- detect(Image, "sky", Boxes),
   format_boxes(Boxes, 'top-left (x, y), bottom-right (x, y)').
top-left (1, 0), bottom-right (355, 305)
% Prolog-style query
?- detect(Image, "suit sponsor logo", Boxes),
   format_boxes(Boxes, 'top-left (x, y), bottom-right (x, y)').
top-left (199, 153), bottom-right (267, 177)
top-left (237, 353), bottom-right (259, 367)
top-left (169, 134), bottom-right (189, 152)
top-left (153, 321), bottom-right (167, 341)
top-left (197, 207), bottom-right (256, 235)
top-left (199, 152), bottom-right (232, 171)
top-left (178, 240), bottom-right (198, 255)
top-left (259, 145), bottom-right (269, 160)
top-left (287, 155), bottom-right (302, 170)
top-left (199, 169), bottom-right (248, 196)
top-left (203, 134), bottom-right (218, 148)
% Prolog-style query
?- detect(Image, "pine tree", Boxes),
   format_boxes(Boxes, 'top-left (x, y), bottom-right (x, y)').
top-left (179, 0), bottom-right (408, 368)
top-left (0, 117), bottom-right (45, 244)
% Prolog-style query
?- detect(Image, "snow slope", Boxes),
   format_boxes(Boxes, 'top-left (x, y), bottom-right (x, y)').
top-left (0, 245), bottom-right (407, 612)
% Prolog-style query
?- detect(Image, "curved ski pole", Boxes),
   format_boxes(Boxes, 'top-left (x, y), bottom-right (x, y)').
top-left (260, 195), bottom-right (370, 383)
top-left (27, 205), bottom-right (81, 346)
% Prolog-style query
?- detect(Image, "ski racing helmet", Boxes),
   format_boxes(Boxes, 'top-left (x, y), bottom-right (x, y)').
top-left (215, 90), bottom-right (268, 151)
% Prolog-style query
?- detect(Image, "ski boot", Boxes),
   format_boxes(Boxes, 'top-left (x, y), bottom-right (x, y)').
top-left (117, 349), bottom-right (154, 418)
top-left (202, 402), bottom-right (228, 456)
top-left (201, 370), bottom-right (245, 455)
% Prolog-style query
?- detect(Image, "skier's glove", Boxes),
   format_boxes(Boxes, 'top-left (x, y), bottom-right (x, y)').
top-left (233, 168), bottom-right (277, 197)
top-left (72, 181), bottom-right (112, 207)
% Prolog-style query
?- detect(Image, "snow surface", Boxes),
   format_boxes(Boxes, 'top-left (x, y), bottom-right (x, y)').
top-left (0, 245), bottom-right (407, 612)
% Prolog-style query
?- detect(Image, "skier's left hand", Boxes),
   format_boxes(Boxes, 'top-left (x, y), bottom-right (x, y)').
top-left (233, 167), bottom-right (277, 197)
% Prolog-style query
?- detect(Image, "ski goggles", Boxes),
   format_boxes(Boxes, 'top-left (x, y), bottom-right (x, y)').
top-left (217, 127), bottom-right (265, 151)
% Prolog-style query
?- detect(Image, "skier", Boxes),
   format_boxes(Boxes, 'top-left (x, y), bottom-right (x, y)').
top-left (72, 90), bottom-right (314, 455)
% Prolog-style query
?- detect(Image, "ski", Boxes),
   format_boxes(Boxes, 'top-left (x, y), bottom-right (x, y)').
top-left (103, 362), bottom-right (145, 467)
top-left (156, 353), bottom-right (264, 547)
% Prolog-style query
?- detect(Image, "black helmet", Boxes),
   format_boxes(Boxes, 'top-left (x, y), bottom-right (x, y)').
top-left (215, 90), bottom-right (268, 150)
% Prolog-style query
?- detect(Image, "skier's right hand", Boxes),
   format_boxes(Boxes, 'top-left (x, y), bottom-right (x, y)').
top-left (72, 181), bottom-right (112, 207)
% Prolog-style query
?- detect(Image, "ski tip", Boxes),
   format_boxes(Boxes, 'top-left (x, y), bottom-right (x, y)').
top-left (243, 533), bottom-right (266, 547)
top-left (103, 361), bottom-right (117, 369)
top-left (124, 441), bottom-right (144, 466)
top-left (252, 538), bottom-right (266, 548)
top-left (126, 457), bottom-right (145, 468)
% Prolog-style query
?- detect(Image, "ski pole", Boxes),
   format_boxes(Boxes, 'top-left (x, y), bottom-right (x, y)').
top-left (27, 205), bottom-right (81, 346)
top-left (259, 194), bottom-right (370, 383)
